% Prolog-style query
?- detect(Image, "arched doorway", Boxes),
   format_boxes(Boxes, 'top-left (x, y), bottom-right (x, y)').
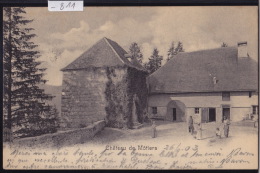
top-left (166, 100), bottom-right (186, 122)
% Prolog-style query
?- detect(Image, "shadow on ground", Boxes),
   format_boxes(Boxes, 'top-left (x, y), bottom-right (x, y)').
top-left (89, 128), bottom-right (127, 145)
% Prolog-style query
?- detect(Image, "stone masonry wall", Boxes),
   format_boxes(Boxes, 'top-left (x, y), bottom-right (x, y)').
top-left (61, 68), bottom-right (127, 129)
top-left (61, 68), bottom-right (109, 128)
top-left (13, 120), bottom-right (105, 148)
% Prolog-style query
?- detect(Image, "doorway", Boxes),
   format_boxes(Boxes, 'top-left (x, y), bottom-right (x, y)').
top-left (222, 107), bottom-right (230, 121)
top-left (172, 108), bottom-right (177, 121)
top-left (209, 108), bottom-right (216, 122)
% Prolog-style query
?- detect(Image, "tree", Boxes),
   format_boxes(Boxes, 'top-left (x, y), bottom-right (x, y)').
top-left (167, 41), bottom-right (185, 61)
top-left (3, 7), bottom-right (58, 138)
top-left (145, 48), bottom-right (163, 74)
top-left (129, 42), bottom-right (143, 64)
top-left (167, 42), bottom-right (175, 61)
top-left (175, 41), bottom-right (184, 53)
top-left (221, 42), bottom-right (228, 47)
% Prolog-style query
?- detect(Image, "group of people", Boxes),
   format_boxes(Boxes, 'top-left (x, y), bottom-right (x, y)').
top-left (151, 116), bottom-right (231, 139)
top-left (188, 116), bottom-right (230, 140)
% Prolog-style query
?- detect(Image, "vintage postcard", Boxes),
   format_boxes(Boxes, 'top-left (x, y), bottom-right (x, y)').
top-left (2, 6), bottom-right (259, 170)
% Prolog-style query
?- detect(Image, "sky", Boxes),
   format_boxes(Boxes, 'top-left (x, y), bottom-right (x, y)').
top-left (24, 6), bottom-right (258, 86)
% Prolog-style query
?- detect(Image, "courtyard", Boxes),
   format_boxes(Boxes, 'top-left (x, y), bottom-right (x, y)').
top-left (3, 120), bottom-right (258, 169)
top-left (81, 120), bottom-right (258, 149)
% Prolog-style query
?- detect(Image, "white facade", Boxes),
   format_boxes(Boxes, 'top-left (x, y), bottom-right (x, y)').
top-left (148, 91), bottom-right (258, 123)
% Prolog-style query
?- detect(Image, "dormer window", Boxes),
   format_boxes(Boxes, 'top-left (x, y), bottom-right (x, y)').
top-left (222, 92), bottom-right (230, 101)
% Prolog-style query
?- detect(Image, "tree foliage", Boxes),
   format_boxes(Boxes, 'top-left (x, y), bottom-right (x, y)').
top-left (144, 48), bottom-right (163, 74)
top-left (167, 41), bottom-right (184, 61)
top-left (3, 7), bottom-right (59, 138)
top-left (129, 42), bottom-right (143, 64)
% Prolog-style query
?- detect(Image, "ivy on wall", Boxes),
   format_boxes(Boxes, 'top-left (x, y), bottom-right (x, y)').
top-left (127, 67), bottom-right (148, 124)
top-left (105, 66), bottom-right (148, 129)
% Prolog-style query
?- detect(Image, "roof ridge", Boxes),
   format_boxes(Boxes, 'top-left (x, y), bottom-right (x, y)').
top-left (103, 37), bottom-right (126, 65)
top-left (181, 46), bottom-right (237, 55)
top-left (61, 37), bottom-right (146, 71)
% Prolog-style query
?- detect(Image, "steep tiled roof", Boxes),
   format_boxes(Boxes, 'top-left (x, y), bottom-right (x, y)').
top-left (148, 46), bottom-right (258, 93)
top-left (61, 37), bottom-right (145, 71)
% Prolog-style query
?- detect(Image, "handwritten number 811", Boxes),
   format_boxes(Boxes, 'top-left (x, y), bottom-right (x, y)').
top-left (60, 2), bottom-right (76, 10)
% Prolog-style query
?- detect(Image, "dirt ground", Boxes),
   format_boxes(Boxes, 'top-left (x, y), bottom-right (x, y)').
top-left (82, 120), bottom-right (258, 149)
top-left (3, 120), bottom-right (258, 170)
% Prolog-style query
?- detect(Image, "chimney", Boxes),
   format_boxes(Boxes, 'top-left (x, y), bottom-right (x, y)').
top-left (237, 41), bottom-right (248, 58)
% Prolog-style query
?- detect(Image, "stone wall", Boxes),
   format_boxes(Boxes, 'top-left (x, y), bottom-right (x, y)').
top-left (13, 120), bottom-right (105, 148)
top-left (61, 68), bottom-right (110, 128)
top-left (61, 66), bottom-right (148, 129)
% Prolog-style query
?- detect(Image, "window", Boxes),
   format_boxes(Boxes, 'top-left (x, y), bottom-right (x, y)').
top-left (194, 108), bottom-right (200, 114)
top-left (152, 107), bottom-right (157, 114)
top-left (252, 106), bottom-right (258, 115)
top-left (249, 92), bottom-right (252, 98)
top-left (222, 92), bottom-right (230, 101)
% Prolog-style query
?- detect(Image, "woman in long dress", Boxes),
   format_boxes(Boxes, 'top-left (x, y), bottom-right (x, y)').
top-left (223, 116), bottom-right (230, 137)
top-left (151, 121), bottom-right (157, 138)
top-left (196, 123), bottom-right (202, 140)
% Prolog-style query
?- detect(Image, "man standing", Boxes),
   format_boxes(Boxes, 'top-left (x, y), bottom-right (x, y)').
top-left (188, 116), bottom-right (194, 134)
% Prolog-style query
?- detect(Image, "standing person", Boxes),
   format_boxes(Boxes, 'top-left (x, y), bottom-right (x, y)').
top-left (223, 116), bottom-right (230, 138)
top-left (254, 117), bottom-right (258, 128)
top-left (151, 121), bottom-right (157, 138)
top-left (196, 123), bottom-right (202, 140)
top-left (188, 116), bottom-right (194, 134)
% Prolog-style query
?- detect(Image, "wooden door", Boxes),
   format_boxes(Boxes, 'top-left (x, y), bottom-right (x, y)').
top-left (209, 108), bottom-right (216, 122)
top-left (223, 108), bottom-right (230, 120)
top-left (173, 108), bottom-right (177, 121)
top-left (201, 108), bottom-right (208, 123)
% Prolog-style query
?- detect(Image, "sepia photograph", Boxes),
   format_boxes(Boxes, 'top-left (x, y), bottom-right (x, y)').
top-left (2, 6), bottom-right (259, 170)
